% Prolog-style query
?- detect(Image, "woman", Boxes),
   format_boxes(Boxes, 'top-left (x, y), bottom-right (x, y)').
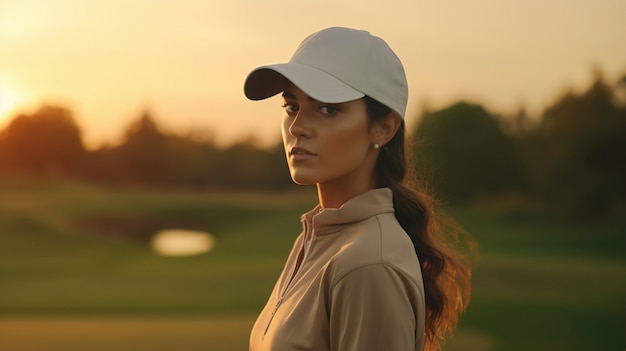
top-left (244, 27), bottom-right (472, 351)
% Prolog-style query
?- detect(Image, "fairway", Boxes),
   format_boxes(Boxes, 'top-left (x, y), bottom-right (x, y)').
top-left (0, 315), bottom-right (495, 351)
top-left (0, 178), bottom-right (624, 350)
top-left (0, 315), bottom-right (255, 351)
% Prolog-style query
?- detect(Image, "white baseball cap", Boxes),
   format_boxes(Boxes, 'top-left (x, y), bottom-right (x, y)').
top-left (244, 27), bottom-right (408, 118)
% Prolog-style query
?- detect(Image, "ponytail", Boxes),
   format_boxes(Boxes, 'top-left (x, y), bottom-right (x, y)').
top-left (365, 96), bottom-right (473, 351)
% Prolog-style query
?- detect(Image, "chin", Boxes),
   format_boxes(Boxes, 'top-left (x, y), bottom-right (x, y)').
top-left (289, 171), bottom-right (320, 186)
top-left (290, 177), bottom-right (317, 186)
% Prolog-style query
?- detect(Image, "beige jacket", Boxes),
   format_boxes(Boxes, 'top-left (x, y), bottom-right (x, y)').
top-left (249, 188), bottom-right (425, 351)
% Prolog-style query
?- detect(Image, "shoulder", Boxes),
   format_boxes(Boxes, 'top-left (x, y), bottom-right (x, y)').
top-left (327, 213), bottom-right (422, 286)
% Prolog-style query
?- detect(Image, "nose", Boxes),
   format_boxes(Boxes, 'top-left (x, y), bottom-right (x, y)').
top-left (288, 111), bottom-right (311, 138)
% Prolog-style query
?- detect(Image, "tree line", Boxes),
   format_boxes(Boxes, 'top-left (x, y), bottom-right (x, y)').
top-left (1, 70), bottom-right (624, 218)
top-left (0, 108), bottom-right (292, 190)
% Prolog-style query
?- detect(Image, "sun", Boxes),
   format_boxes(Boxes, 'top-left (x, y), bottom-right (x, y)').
top-left (0, 83), bottom-right (31, 124)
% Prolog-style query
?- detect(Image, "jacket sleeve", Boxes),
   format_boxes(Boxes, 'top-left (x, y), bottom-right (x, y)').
top-left (329, 263), bottom-right (421, 351)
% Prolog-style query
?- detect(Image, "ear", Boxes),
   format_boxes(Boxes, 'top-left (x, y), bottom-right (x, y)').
top-left (372, 112), bottom-right (401, 147)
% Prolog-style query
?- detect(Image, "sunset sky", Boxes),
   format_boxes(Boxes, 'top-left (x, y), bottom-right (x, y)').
top-left (1, 0), bottom-right (625, 148)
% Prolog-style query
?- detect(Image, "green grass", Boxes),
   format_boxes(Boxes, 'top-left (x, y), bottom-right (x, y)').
top-left (0, 177), bottom-right (624, 350)
top-left (449, 204), bottom-right (626, 351)
top-left (0, 179), bottom-right (315, 315)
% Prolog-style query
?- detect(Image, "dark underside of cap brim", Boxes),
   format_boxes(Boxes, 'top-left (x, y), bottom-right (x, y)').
top-left (244, 68), bottom-right (286, 101)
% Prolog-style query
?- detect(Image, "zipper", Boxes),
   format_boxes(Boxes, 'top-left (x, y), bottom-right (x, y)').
top-left (263, 295), bottom-right (284, 336)
top-left (263, 224), bottom-right (314, 336)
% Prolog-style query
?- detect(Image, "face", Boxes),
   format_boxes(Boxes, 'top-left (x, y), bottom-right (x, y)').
top-left (281, 84), bottom-right (378, 189)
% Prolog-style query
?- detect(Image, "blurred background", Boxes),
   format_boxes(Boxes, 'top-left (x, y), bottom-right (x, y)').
top-left (1, 1), bottom-right (625, 350)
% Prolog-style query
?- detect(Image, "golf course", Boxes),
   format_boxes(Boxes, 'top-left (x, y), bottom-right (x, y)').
top-left (1, 177), bottom-right (624, 350)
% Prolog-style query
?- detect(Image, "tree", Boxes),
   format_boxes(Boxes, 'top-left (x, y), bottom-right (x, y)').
top-left (412, 102), bottom-right (525, 204)
top-left (116, 110), bottom-right (170, 184)
top-left (0, 105), bottom-right (86, 176)
top-left (522, 72), bottom-right (626, 218)
top-left (213, 137), bottom-right (292, 190)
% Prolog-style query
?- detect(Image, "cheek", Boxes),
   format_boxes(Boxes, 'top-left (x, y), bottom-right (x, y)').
top-left (322, 122), bottom-right (370, 166)
top-left (339, 115), bottom-right (370, 144)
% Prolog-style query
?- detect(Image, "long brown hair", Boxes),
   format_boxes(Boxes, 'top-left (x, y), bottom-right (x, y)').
top-left (365, 96), bottom-right (474, 351)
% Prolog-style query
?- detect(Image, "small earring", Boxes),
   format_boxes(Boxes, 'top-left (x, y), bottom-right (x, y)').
top-left (373, 143), bottom-right (380, 149)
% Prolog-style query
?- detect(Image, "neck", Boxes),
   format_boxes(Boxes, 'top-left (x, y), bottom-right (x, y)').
top-left (316, 178), bottom-right (376, 209)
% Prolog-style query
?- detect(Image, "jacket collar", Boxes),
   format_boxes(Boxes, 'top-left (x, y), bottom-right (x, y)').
top-left (301, 188), bottom-right (395, 236)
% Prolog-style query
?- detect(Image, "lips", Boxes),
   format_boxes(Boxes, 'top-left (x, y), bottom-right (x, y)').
top-left (290, 147), bottom-right (317, 161)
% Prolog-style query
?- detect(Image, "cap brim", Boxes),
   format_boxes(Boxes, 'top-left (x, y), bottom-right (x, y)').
top-left (244, 63), bottom-right (364, 103)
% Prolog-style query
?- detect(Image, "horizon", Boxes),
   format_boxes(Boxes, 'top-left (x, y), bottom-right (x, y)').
top-left (2, 66), bottom-right (623, 151)
top-left (1, 0), bottom-right (625, 148)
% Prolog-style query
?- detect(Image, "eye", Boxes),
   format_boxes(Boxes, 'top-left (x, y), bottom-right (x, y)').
top-left (319, 105), bottom-right (339, 116)
top-left (281, 103), bottom-right (299, 115)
